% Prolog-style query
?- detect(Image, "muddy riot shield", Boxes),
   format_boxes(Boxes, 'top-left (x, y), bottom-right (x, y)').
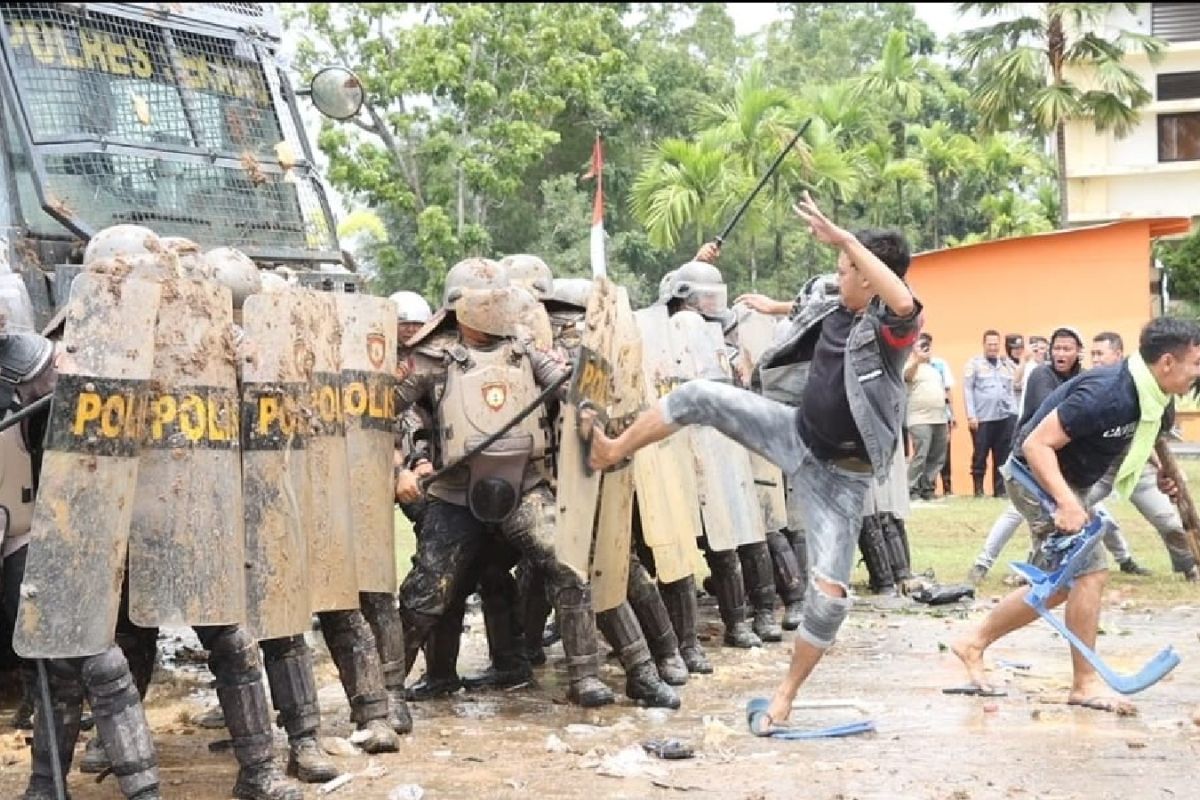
top-left (15, 273), bottom-right (161, 658)
top-left (670, 311), bottom-right (764, 551)
top-left (590, 288), bottom-right (641, 612)
top-left (127, 278), bottom-right (247, 628)
top-left (303, 292), bottom-right (359, 612)
top-left (733, 304), bottom-right (788, 532)
top-left (240, 291), bottom-right (312, 640)
top-left (555, 276), bottom-right (618, 577)
top-left (631, 305), bottom-right (699, 584)
top-left (333, 293), bottom-right (397, 594)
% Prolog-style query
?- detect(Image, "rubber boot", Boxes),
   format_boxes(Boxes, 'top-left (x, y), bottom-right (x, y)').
top-left (556, 585), bottom-right (615, 708)
top-left (359, 591), bottom-right (414, 734)
top-left (22, 662), bottom-right (84, 800)
top-left (260, 637), bottom-right (339, 784)
top-left (627, 558), bottom-right (687, 686)
top-left (597, 603), bottom-right (680, 709)
top-left (767, 529), bottom-right (805, 631)
top-left (739, 541), bottom-right (782, 642)
top-left (659, 576), bottom-right (712, 674)
top-left (462, 564), bottom-right (533, 690)
top-left (707, 549), bottom-right (761, 648)
top-left (858, 516), bottom-right (896, 595)
top-left (317, 610), bottom-right (399, 754)
top-left (81, 649), bottom-right (161, 800)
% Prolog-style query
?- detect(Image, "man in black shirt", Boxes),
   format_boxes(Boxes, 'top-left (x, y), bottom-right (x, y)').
top-left (952, 317), bottom-right (1200, 714)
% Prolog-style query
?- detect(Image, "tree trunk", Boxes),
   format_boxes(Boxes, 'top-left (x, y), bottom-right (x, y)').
top-left (750, 233), bottom-right (758, 292)
top-left (933, 178), bottom-right (941, 249)
top-left (772, 173), bottom-right (783, 273)
top-left (1055, 121), bottom-right (1068, 227)
top-left (895, 178), bottom-right (904, 228)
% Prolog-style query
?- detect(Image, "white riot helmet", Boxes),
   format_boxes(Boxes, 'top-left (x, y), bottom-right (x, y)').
top-left (83, 224), bottom-right (161, 265)
top-left (205, 247), bottom-right (261, 309)
top-left (499, 254), bottom-right (554, 300)
top-left (669, 260), bottom-right (728, 320)
top-left (656, 270), bottom-right (677, 306)
top-left (260, 271), bottom-right (290, 294)
top-left (442, 257), bottom-right (509, 308)
top-left (389, 290), bottom-right (432, 323)
top-left (547, 278), bottom-right (592, 310)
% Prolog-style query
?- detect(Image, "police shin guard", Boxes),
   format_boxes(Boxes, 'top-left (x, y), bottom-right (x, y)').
top-left (658, 576), bottom-right (712, 674)
top-left (22, 662), bottom-right (84, 800)
top-left (516, 564), bottom-right (550, 666)
top-left (115, 625), bottom-right (158, 701)
top-left (317, 611), bottom-right (398, 754)
top-left (739, 541), bottom-right (782, 643)
top-left (596, 603), bottom-right (679, 709)
top-left (707, 550), bottom-right (761, 648)
top-left (359, 592), bottom-right (413, 735)
top-left (555, 585), bottom-right (614, 708)
top-left (767, 530), bottom-right (805, 631)
top-left (408, 601), bottom-right (464, 701)
top-left (260, 637), bottom-right (338, 784)
top-left (81, 648), bottom-right (161, 800)
top-left (858, 516), bottom-right (896, 595)
top-left (627, 561), bottom-right (687, 686)
top-left (205, 627), bottom-right (301, 800)
top-left (463, 566), bottom-right (533, 691)
top-left (881, 514), bottom-right (913, 585)
top-left (11, 662), bottom-right (35, 730)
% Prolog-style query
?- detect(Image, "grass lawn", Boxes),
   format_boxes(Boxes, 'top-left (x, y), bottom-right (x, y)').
top-left (392, 458), bottom-right (1200, 608)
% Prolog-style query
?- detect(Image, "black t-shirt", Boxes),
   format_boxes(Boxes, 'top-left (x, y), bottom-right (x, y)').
top-left (1012, 363), bottom-right (1139, 489)
top-left (798, 306), bottom-right (868, 460)
top-left (1019, 361), bottom-right (1081, 426)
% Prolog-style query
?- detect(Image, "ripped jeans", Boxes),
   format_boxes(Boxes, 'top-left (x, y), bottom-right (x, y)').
top-left (662, 380), bottom-right (871, 648)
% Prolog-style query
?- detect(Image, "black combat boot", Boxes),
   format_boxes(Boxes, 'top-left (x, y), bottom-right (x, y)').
top-left (627, 560), bottom-right (687, 686)
top-left (740, 541), bottom-right (783, 642)
top-left (858, 516), bottom-right (896, 595)
top-left (768, 529), bottom-right (805, 631)
top-left (359, 591), bottom-right (414, 734)
top-left (881, 514), bottom-right (913, 588)
top-left (318, 610), bottom-right (399, 754)
top-left (406, 602), bottom-right (464, 701)
top-left (557, 586), bottom-right (615, 708)
top-left (707, 550), bottom-right (761, 648)
top-left (462, 566), bottom-right (534, 690)
top-left (260, 636), bottom-right (339, 784)
top-left (597, 603), bottom-right (680, 709)
top-left (659, 576), bottom-right (712, 674)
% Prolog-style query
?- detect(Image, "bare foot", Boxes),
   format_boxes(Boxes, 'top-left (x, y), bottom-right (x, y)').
top-left (950, 637), bottom-right (994, 692)
top-left (1069, 679), bottom-right (1138, 716)
top-left (766, 691), bottom-right (792, 728)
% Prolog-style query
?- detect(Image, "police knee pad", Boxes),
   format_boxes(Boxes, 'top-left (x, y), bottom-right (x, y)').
top-left (399, 564), bottom-right (454, 619)
top-left (799, 583), bottom-right (851, 648)
top-left (80, 646), bottom-right (133, 690)
top-left (205, 627), bottom-right (261, 686)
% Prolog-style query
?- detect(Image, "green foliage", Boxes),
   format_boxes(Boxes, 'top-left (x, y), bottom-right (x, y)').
top-left (1159, 227), bottom-right (1200, 305)
top-left (285, 2), bottom-right (1121, 304)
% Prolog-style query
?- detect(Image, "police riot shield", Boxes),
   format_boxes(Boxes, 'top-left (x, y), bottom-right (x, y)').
top-left (15, 273), bottom-right (161, 658)
top-left (127, 277), bottom-right (247, 628)
top-left (303, 292), bottom-right (359, 612)
top-left (240, 292), bottom-right (312, 640)
top-left (555, 277), bottom-right (618, 577)
top-left (631, 305), bottom-right (699, 584)
top-left (733, 304), bottom-right (788, 532)
top-left (590, 288), bottom-right (641, 612)
top-left (333, 293), bottom-right (397, 594)
top-left (669, 311), bottom-right (764, 551)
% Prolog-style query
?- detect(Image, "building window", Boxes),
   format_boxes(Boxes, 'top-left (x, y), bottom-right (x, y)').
top-left (1153, 3), bottom-right (1200, 43)
top-left (1159, 112), bottom-right (1200, 162)
top-left (1159, 72), bottom-right (1200, 101)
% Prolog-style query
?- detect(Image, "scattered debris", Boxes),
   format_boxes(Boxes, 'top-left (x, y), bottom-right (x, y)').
top-left (641, 738), bottom-right (695, 760)
top-left (317, 774), bottom-right (354, 795)
top-left (387, 785), bottom-right (425, 800)
top-left (545, 734), bottom-right (570, 753)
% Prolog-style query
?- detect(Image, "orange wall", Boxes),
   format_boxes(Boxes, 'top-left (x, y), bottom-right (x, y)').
top-left (906, 221), bottom-right (1156, 495)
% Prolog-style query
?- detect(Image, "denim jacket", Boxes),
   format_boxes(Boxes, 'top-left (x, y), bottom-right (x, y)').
top-left (751, 278), bottom-right (922, 482)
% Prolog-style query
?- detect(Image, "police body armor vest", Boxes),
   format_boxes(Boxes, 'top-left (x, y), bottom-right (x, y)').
top-left (433, 341), bottom-right (547, 522)
top-left (0, 424), bottom-right (34, 553)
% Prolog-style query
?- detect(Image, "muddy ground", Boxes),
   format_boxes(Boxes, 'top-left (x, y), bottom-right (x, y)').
top-left (2, 592), bottom-right (1200, 800)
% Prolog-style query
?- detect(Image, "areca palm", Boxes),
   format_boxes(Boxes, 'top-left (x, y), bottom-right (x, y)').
top-left (914, 122), bottom-right (984, 247)
top-left (629, 136), bottom-right (731, 252)
top-left (954, 3), bottom-right (1164, 224)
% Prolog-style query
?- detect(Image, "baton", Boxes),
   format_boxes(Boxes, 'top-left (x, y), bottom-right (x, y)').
top-left (714, 118), bottom-right (812, 247)
top-left (0, 394), bottom-right (52, 434)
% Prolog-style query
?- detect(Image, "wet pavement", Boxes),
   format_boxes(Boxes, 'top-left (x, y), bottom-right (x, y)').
top-left (2, 594), bottom-right (1199, 799)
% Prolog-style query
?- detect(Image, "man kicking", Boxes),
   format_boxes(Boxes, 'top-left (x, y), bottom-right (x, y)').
top-left (951, 316), bottom-right (1200, 714)
top-left (584, 192), bottom-right (920, 728)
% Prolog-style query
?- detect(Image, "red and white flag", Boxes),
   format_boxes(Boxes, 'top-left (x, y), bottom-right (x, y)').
top-left (582, 132), bottom-right (606, 279)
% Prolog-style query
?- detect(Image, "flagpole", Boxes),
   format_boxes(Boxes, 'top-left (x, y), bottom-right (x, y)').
top-left (587, 131), bottom-right (607, 279)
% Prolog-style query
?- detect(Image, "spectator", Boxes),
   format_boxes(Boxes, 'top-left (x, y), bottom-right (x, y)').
top-left (964, 330), bottom-right (1018, 498)
top-left (905, 332), bottom-right (950, 501)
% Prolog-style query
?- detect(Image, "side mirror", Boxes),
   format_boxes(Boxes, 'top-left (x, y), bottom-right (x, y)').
top-left (306, 66), bottom-right (365, 121)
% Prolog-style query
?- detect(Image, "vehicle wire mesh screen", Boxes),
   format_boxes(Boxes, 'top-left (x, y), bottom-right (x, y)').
top-left (0, 3), bottom-right (335, 256)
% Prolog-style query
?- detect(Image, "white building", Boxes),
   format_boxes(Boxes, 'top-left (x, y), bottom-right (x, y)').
top-left (1065, 3), bottom-right (1200, 225)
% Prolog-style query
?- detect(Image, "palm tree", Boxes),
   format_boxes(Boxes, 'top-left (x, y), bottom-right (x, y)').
top-left (954, 3), bottom-right (1164, 225)
top-left (629, 136), bottom-right (731, 252)
top-left (914, 122), bottom-right (983, 248)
